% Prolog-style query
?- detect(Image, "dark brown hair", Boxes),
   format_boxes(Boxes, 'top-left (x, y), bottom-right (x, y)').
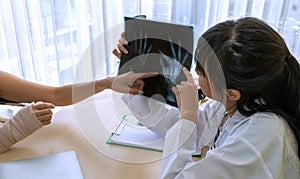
top-left (195, 17), bottom-right (300, 158)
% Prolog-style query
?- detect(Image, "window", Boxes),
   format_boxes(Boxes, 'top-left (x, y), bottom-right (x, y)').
top-left (0, 0), bottom-right (299, 85)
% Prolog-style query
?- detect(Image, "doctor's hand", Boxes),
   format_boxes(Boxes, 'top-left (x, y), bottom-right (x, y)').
top-left (109, 71), bottom-right (159, 95)
top-left (172, 68), bottom-right (199, 123)
top-left (31, 102), bottom-right (55, 125)
top-left (112, 32), bottom-right (128, 59)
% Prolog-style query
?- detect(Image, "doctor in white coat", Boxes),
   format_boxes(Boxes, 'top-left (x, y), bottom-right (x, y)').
top-left (122, 17), bottom-right (300, 179)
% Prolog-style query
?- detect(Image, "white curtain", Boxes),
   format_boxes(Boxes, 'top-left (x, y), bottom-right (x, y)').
top-left (0, 0), bottom-right (299, 85)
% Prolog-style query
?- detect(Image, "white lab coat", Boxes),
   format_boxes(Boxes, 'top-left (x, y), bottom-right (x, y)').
top-left (122, 94), bottom-right (300, 179)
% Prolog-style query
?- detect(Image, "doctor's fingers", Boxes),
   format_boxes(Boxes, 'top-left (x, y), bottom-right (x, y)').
top-left (179, 81), bottom-right (197, 89)
top-left (112, 49), bottom-right (121, 59)
top-left (177, 82), bottom-right (198, 99)
top-left (172, 86), bottom-right (181, 109)
top-left (118, 36), bottom-right (128, 46)
top-left (117, 33), bottom-right (128, 54)
top-left (183, 67), bottom-right (197, 85)
top-left (117, 44), bottom-right (128, 55)
top-left (112, 33), bottom-right (128, 59)
top-left (121, 32), bottom-right (126, 38)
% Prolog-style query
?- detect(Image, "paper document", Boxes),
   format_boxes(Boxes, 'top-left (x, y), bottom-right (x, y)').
top-left (107, 115), bottom-right (201, 157)
top-left (0, 150), bottom-right (84, 179)
top-left (106, 115), bottom-right (165, 152)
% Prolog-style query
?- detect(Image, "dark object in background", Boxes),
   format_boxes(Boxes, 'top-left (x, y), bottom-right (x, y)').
top-left (118, 16), bottom-right (194, 107)
top-left (198, 88), bottom-right (206, 101)
top-left (142, 74), bottom-right (170, 104)
top-left (118, 16), bottom-right (193, 73)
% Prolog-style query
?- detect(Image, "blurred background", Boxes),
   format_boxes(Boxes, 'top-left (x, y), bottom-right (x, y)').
top-left (0, 0), bottom-right (299, 86)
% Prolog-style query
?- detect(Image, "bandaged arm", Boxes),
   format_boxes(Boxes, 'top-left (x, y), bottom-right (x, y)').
top-left (0, 105), bottom-right (43, 153)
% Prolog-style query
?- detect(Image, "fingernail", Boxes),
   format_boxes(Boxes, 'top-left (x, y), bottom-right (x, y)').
top-left (138, 90), bottom-right (144, 95)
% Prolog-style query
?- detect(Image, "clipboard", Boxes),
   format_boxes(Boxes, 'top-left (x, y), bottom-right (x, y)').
top-left (106, 115), bottom-right (201, 157)
top-left (106, 115), bottom-right (164, 152)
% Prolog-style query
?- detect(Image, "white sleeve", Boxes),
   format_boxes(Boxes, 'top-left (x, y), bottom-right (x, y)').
top-left (196, 99), bottom-right (225, 149)
top-left (160, 120), bottom-right (273, 179)
top-left (121, 94), bottom-right (180, 136)
top-left (160, 119), bottom-right (197, 179)
top-left (122, 94), bottom-right (225, 147)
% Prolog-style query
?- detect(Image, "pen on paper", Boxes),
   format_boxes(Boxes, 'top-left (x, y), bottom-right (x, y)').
top-left (137, 122), bottom-right (144, 126)
top-left (112, 115), bottom-right (127, 135)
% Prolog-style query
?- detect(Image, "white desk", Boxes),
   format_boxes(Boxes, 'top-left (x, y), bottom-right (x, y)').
top-left (0, 90), bottom-right (161, 178)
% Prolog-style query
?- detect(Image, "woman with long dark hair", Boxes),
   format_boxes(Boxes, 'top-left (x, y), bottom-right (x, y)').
top-left (116, 17), bottom-right (299, 178)
top-left (162, 17), bottom-right (300, 178)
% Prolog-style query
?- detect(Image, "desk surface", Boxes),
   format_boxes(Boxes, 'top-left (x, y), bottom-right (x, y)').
top-left (0, 90), bottom-right (161, 178)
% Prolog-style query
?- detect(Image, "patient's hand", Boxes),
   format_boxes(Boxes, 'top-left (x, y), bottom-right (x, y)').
top-left (31, 102), bottom-right (55, 125)
top-left (109, 71), bottom-right (158, 95)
